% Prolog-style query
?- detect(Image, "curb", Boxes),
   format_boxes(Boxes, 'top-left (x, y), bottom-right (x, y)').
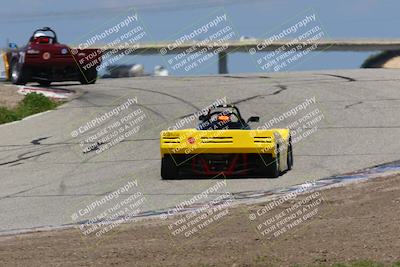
top-left (17, 85), bottom-right (78, 100)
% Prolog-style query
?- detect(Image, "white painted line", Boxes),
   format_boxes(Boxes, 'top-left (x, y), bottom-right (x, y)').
top-left (17, 86), bottom-right (74, 100)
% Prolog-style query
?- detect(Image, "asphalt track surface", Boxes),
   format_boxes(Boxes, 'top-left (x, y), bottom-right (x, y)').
top-left (1, 69), bottom-right (400, 235)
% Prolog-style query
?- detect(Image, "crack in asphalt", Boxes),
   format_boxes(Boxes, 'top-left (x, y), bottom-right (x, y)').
top-left (0, 151), bottom-right (50, 166)
top-left (31, 137), bottom-right (51, 145)
top-left (271, 85), bottom-right (287, 95)
top-left (345, 101), bottom-right (363, 109)
top-left (228, 85), bottom-right (288, 106)
top-left (119, 86), bottom-right (201, 110)
top-left (135, 103), bottom-right (167, 120)
top-left (81, 137), bottom-right (160, 154)
top-left (231, 95), bottom-right (262, 105)
top-left (0, 183), bottom-right (50, 201)
top-left (320, 74), bottom-right (357, 82)
top-left (174, 85), bottom-right (289, 119)
top-left (177, 94), bottom-right (265, 119)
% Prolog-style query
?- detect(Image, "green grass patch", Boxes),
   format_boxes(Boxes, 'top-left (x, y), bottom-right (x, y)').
top-left (0, 93), bottom-right (59, 124)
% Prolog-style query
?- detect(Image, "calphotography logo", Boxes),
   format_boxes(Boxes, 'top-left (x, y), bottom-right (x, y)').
top-left (69, 96), bottom-right (156, 158)
top-left (164, 179), bottom-right (234, 241)
top-left (71, 8), bottom-right (149, 82)
top-left (252, 95), bottom-right (324, 150)
top-left (250, 10), bottom-right (330, 72)
top-left (167, 96), bottom-right (227, 131)
top-left (159, 9), bottom-right (237, 74)
top-left (70, 179), bottom-right (146, 242)
top-left (247, 180), bottom-right (326, 239)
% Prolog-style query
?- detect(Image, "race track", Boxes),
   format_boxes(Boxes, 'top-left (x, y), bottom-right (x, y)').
top-left (1, 69), bottom-right (400, 234)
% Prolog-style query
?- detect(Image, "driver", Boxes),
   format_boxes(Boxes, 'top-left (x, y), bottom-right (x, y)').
top-left (32, 32), bottom-right (52, 44)
top-left (217, 114), bottom-right (231, 123)
top-left (198, 110), bottom-right (232, 130)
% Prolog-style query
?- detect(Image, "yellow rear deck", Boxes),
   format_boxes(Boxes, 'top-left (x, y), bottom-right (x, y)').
top-left (160, 129), bottom-right (290, 157)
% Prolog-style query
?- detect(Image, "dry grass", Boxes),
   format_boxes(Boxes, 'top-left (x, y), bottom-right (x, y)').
top-left (0, 84), bottom-right (23, 109)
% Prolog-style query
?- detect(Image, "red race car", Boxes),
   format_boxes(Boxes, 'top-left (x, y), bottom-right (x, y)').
top-left (6, 27), bottom-right (102, 86)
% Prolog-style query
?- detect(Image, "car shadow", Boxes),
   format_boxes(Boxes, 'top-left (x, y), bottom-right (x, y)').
top-left (26, 82), bottom-right (81, 88)
top-left (163, 174), bottom-right (284, 181)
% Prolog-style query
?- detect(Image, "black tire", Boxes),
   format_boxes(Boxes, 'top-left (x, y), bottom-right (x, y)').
top-left (287, 140), bottom-right (293, 170)
top-left (10, 60), bottom-right (27, 85)
top-left (269, 151), bottom-right (280, 178)
top-left (38, 80), bottom-right (51, 87)
top-left (260, 152), bottom-right (280, 178)
top-left (161, 155), bottom-right (179, 179)
top-left (80, 68), bottom-right (97, 85)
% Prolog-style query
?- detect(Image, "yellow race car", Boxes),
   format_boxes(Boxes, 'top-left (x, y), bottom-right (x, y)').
top-left (160, 105), bottom-right (293, 179)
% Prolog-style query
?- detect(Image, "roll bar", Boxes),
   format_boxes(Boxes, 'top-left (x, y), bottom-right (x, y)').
top-left (30, 27), bottom-right (58, 43)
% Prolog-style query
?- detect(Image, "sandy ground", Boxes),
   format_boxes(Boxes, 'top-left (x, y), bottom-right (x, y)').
top-left (0, 84), bottom-right (23, 109)
top-left (383, 56), bottom-right (400, 68)
top-left (0, 174), bottom-right (399, 267)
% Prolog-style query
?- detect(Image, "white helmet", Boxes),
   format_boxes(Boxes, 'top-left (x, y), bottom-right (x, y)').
top-left (34, 32), bottom-right (47, 38)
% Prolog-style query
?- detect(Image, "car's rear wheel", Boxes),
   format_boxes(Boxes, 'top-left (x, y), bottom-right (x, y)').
top-left (10, 61), bottom-right (27, 85)
top-left (161, 155), bottom-right (179, 179)
top-left (287, 140), bottom-right (293, 170)
top-left (269, 151), bottom-right (280, 178)
top-left (260, 152), bottom-right (280, 178)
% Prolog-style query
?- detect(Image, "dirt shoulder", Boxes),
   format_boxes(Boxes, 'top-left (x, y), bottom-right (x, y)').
top-left (0, 84), bottom-right (23, 109)
top-left (1, 175), bottom-right (399, 267)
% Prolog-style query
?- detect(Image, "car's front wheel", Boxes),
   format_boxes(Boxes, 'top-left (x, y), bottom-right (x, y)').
top-left (10, 61), bottom-right (27, 85)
